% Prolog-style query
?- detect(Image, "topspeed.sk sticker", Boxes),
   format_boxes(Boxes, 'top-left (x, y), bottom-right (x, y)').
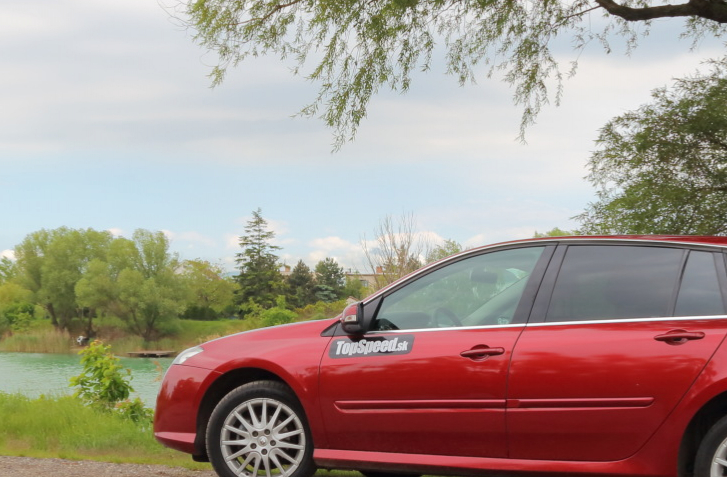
top-left (330, 335), bottom-right (414, 358)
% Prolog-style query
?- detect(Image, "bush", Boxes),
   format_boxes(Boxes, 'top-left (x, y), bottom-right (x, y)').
top-left (3, 302), bottom-right (37, 332)
top-left (69, 340), bottom-right (152, 424)
top-left (295, 299), bottom-right (348, 321)
top-left (259, 296), bottom-right (297, 327)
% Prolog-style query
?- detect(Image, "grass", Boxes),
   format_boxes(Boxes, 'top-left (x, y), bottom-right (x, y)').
top-left (0, 392), bottom-right (209, 469)
top-left (0, 392), bottom-right (370, 476)
top-left (0, 327), bottom-right (73, 354)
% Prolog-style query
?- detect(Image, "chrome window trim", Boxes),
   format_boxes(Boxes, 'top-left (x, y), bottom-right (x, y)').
top-left (365, 314), bottom-right (727, 334)
top-left (369, 323), bottom-right (526, 334)
top-left (526, 314), bottom-right (727, 328)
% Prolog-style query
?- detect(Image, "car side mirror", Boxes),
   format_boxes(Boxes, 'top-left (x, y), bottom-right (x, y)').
top-left (339, 302), bottom-right (365, 334)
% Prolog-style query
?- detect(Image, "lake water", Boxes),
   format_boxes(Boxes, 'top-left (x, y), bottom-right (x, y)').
top-left (0, 352), bottom-right (173, 408)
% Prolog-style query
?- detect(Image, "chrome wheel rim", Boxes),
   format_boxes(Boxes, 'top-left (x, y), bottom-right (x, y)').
top-left (220, 398), bottom-right (306, 477)
top-left (712, 437), bottom-right (727, 476)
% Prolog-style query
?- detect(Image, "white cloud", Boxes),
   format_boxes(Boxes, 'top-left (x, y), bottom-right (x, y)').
top-left (225, 233), bottom-right (240, 250)
top-left (1, 250), bottom-right (15, 260)
top-left (309, 236), bottom-right (358, 251)
top-left (303, 236), bottom-right (367, 271)
top-left (163, 230), bottom-right (217, 248)
top-left (0, 8), bottom-right (73, 40)
top-left (106, 228), bottom-right (124, 237)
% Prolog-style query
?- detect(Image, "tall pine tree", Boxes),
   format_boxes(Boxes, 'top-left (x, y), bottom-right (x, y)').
top-left (315, 258), bottom-right (345, 302)
top-left (286, 260), bottom-right (316, 309)
top-left (235, 208), bottom-right (283, 314)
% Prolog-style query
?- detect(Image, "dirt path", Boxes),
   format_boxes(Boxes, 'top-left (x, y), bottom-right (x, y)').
top-left (0, 456), bottom-right (217, 477)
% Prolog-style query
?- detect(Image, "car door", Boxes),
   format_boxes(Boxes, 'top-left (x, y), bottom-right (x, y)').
top-left (318, 245), bottom-right (552, 458)
top-left (507, 244), bottom-right (727, 462)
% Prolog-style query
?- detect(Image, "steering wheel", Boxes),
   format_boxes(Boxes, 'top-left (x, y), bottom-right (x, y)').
top-left (432, 307), bottom-right (463, 328)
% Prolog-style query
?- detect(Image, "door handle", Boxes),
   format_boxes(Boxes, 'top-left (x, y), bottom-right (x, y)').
top-left (460, 346), bottom-right (505, 359)
top-left (654, 330), bottom-right (705, 344)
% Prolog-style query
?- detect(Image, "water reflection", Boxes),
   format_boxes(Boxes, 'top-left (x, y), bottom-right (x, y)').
top-left (0, 352), bottom-right (172, 408)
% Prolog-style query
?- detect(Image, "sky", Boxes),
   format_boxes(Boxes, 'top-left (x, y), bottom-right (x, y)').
top-left (1, 0), bottom-right (724, 273)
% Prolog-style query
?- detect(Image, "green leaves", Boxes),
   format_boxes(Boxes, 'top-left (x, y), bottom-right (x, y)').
top-left (578, 58), bottom-right (727, 235)
top-left (179, 0), bottom-right (727, 147)
top-left (69, 341), bottom-right (153, 424)
top-left (70, 341), bottom-right (133, 408)
top-left (14, 227), bottom-right (113, 331)
top-left (74, 229), bottom-right (187, 341)
top-left (235, 208), bottom-right (285, 313)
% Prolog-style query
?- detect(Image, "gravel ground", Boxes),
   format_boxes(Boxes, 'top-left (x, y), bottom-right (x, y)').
top-left (0, 456), bottom-right (217, 477)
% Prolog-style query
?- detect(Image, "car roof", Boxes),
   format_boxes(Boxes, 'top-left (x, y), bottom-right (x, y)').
top-left (494, 235), bottom-right (727, 248)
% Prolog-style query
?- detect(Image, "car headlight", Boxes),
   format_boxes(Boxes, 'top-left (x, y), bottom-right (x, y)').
top-left (172, 346), bottom-right (204, 365)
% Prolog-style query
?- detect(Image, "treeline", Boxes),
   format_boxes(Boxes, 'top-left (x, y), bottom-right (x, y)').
top-left (0, 211), bottom-right (367, 342)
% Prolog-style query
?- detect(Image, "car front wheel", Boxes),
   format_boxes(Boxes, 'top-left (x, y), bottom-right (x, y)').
top-left (206, 381), bottom-right (315, 477)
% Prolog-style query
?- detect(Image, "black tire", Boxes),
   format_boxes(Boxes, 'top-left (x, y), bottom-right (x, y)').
top-left (695, 414), bottom-right (727, 477)
top-left (206, 381), bottom-right (316, 477)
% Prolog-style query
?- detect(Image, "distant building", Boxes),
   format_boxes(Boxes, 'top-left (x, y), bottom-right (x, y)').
top-left (279, 264), bottom-right (383, 289)
top-left (344, 267), bottom-right (383, 289)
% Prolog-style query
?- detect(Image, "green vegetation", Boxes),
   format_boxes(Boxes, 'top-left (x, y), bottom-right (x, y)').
top-left (235, 208), bottom-right (286, 315)
top-left (0, 391), bottom-right (372, 477)
top-left (426, 240), bottom-right (464, 263)
top-left (0, 391), bottom-right (370, 476)
top-left (0, 302), bottom-right (349, 355)
top-left (577, 58), bottom-right (727, 236)
top-left (182, 0), bottom-right (727, 147)
top-left (69, 341), bottom-right (152, 423)
top-left (0, 392), bottom-right (209, 468)
top-left (0, 209), bottom-right (363, 352)
top-left (533, 228), bottom-right (579, 238)
top-left (0, 326), bottom-right (73, 354)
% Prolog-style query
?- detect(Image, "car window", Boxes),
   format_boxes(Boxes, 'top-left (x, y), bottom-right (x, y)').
top-left (675, 251), bottom-right (725, 316)
top-left (372, 246), bottom-right (545, 331)
top-left (545, 245), bottom-right (683, 322)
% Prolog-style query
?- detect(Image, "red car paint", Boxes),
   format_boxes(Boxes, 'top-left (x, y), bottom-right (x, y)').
top-left (154, 236), bottom-right (727, 477)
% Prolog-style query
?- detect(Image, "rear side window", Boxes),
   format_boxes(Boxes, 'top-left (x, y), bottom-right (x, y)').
top-left (546, 246), bottom-right (683, 322)
top-left (675, 251), bottom-right (725, 316)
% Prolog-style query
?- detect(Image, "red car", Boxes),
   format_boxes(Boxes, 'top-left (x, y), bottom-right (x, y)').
top-left (154, 236), bottom-right (727, 477)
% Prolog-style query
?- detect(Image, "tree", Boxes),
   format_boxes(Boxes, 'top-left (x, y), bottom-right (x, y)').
top-left (286, 260), bottom-right (316, 308)
top-left (75, 230), bottom-right (186, 341)
top-left (533, 228), bottom-right (579, 238)
top-left (315, 258), bottom-right (345, 300)
top-left (181, 259), bottom-right (238, 320)
top-left (362, 213), bottom-right (428, 288)
top-left (179, 0), bottom-right (727, 148)
top-left (341, 276), bottom-right (366, 300)
top-left (0, 256), bottom-right (16, 285)
top-left (14, 227), bottom-right (113, 333)
top-left (426, 239), bottom-right (463, 264)
top-left (235, 208), bottom-right (284, 313)
top-left (577, 59), bottom-right (727, 235)
top-left (0, 283), bottom-right (35, 333)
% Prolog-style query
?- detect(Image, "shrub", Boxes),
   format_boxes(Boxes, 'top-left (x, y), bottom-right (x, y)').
top-left (260, 296), bottom-right (297, 327)
top-left (69, 340), bottom-right (152, 424)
